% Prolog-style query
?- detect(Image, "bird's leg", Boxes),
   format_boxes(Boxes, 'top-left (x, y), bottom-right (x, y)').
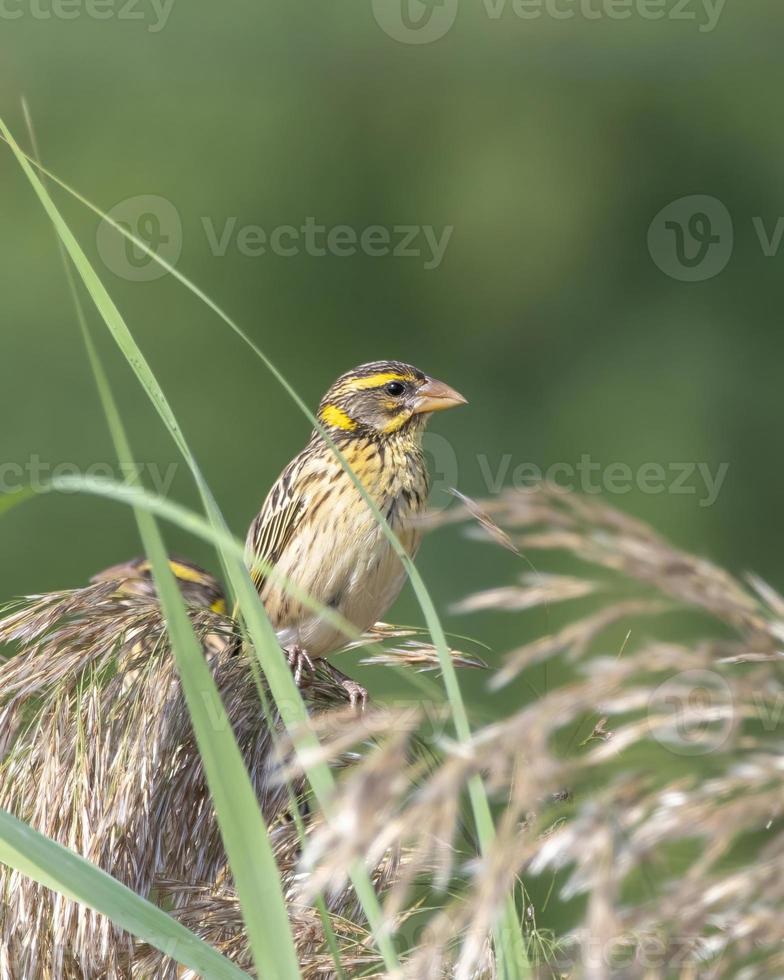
top-left (286, 645), bottom-right (315, 687)
top-left (321, 661), bottom-right (368, 711)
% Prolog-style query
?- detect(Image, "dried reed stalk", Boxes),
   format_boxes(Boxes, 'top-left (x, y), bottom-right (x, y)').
top-left (290, 485), bottom-right (784, 979)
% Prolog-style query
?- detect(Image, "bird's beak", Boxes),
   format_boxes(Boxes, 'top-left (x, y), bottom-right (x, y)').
top-left (412, 377), bottom-right (468, 415)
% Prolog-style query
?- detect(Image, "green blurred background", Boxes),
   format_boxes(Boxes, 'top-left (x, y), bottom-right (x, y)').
top-left (0, 13), bottom-right (780, 694)
top-left (1, 0), bottom-right (782, 944)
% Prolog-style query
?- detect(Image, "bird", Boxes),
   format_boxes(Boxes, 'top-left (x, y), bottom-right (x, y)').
top-left (245, 360), bottom-right (467, 706)
top-left (90, 555), bottom-right (229, 615)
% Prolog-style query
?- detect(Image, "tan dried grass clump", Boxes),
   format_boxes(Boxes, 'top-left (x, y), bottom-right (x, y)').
top-left (0, 566), bottom-right (468, 978)
top-left (0, 575), bottom-right (370, 978)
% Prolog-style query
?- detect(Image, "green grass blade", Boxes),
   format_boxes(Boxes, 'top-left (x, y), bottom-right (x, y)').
top-left (0, 117), bottom-right (191, 466)
top-left (137, 511), bottom-right (303, 980)
top-left (70, 307), bottom-right (302, 980)
top-left (10, 109), bottom-right (304, 979)
top-left (1, 118), bottom-right (397, 971)
top-left (0, 811), bottom-right (252, 980)
top-left (0, 488), bottom-right (35, 517)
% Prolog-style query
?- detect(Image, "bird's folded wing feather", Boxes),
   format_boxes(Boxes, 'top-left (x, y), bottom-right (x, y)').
top-left (246, 462), bottom-right (309, 592)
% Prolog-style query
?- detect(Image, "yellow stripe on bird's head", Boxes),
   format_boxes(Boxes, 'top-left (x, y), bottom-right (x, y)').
top-left (319, 403), bottom-right (358, 431)
top-left (316, 360), bottom-right (467, 440)
top-left (91, 556), bottom-right (228, 613)
top-left (342, 370), bottom-right (411, 391)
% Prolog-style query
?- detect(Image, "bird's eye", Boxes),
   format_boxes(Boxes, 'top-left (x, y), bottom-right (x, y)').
top-left (384, 381), bottom-right (405, 397)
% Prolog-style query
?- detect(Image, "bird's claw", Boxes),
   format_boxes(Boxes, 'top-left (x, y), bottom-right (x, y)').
top-left (287, 655), bottom-right (367, 710)
top-left (286, 646), bottom-right (315, 687)
top-left (341, 678), bottom-right (368, 711)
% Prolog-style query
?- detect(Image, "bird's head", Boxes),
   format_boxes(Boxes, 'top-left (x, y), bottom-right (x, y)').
top-left (316, 361), bottom-right (467, 440)
top-left (91, 557), bottom-right (228, 614)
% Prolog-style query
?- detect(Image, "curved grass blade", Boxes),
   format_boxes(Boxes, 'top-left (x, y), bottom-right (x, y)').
top-left (26, 92), bottom-right (350, 979)
top-left (4, 115), bottom-right (302, 979)
top-left (67, 304), bottom-right (302, 980)
top-left (0, 117), bottom-right (398, 972)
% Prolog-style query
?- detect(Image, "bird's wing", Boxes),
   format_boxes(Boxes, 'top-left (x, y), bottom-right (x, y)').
top-left (245, 460), bottom-right (309, 592)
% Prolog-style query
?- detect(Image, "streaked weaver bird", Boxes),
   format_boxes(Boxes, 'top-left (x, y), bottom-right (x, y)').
top-left (245, 360), bottom-right (466, 705)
